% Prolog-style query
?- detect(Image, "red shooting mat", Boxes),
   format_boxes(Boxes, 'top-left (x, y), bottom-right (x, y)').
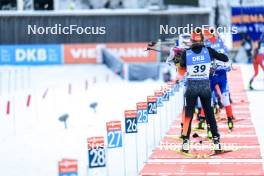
top-left (140, 67), bottom-right (264, 175)
top-left (140, 162), bottom-right (264, 175)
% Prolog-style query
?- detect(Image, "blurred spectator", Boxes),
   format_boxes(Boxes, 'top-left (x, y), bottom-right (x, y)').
top-left (24, 0), bottom-right (33, 10)
top-left (241, 34), bottom-right (253, 63)
top-left (68, 0), bottom-right (76, 10)
top-left (34, 0), bottom-right (54, 10)
top-left (104, 0), bottom-right (123, 8)
top-left (58, 0), bottom-right (163, 10)
top-left (88, 0), bottom-right (108, 9)
top-left (162, 67), bottom-right (171, 82)
top-left (0, 0), bottom-right (17, 10)
top-left (249, 40), bottom-right (264, 90)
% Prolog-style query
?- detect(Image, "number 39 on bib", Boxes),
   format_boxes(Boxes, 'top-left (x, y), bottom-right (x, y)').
top-left (106, 121), bottom-right (123, 148)
top-left (186, 48), bottom-right (211, 80)
top-left (125, 110), bottom-right (138, 133)
top-left (88, 137), bottom-right (106, 168)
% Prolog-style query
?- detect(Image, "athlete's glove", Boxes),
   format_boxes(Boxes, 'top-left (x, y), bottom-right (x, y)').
top-left (148, 41), bottom-right (157, 47)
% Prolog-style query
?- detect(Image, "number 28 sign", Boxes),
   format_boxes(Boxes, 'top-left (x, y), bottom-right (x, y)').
top-left (88, 137), bottom-right (106, 168)
top-left (125, 110), bottom-right (138, 133)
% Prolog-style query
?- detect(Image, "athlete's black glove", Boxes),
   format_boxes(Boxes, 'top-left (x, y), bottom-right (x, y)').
top-left (148, 41), bottom-right (157, 47)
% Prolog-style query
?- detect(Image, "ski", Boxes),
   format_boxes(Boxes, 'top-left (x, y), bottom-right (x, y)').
top-left (205, 150), bottom-right (233, 158)
top-left (170, 149), bottom-right (198, 158)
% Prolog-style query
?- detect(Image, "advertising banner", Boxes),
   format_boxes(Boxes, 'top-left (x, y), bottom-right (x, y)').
top-left (105, 43), bottom-right (157, 63)
top-left (0, 42), bottom-right (158, 65)
top-left (64, 44), bottom-right (102, 64)
top-left (232, 6), bottom-right (264, 47)
top-left (0, 44), bottom-right (62, 65)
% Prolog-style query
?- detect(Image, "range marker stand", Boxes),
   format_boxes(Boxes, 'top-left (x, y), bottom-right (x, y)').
top-left (136, 102), bottom-right (148, 170)
top-left (147, 96), bottom-right (158, 151)
top-left (124, 110), bottom-right (138, 176)
top-left (106, 121), bottom-right (124, 176)
top-left (154, 90), bottom-right (164, 140)
top-left (161, 86), bottom-right (170, 133)
top-left (174, 80), bottom-right (181, 119)
top-left (166, 84), bottom-right (173, 127)
top-left (58, 159), bottom-right (78, 176)
top-left (87, 136), bottom-right (107, 176)
top-left (167, 81), bottom-right (177, 122)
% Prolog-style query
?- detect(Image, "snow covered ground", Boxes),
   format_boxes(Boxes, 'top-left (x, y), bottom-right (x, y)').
top-left (0, 64), bottom-right (168, 176)
top-left (240, 64), bottom-right (264, 158)
top-left (0, 63), bottom-right (262, 176)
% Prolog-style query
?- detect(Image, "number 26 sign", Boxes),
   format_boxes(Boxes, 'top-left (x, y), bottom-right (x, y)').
top-left (124, 110), bottom-right (138, 133)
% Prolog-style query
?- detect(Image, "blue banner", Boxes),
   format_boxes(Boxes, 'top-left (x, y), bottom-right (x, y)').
top-left (232, 6), bottom-right (264, 42)
top-left (0, 44), bottom-right (62, 65)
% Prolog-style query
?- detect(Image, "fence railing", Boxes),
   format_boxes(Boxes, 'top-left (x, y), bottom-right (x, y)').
top-left (86, 79), bottom-right (184, 176)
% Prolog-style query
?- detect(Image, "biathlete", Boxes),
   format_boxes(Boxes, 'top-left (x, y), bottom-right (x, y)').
top-left (166, 34), bottom-right (191, 138)
top-left (202, 29), bottom-right (234, 131)
top-left (179, 30), bottom-right (229, 153)
top-left (249, 40), bottom-right (264, 90)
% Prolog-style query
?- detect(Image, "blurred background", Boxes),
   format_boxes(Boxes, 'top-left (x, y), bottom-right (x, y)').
top-left (0, 0), bottom-right (263, 176)
top-left (0, 0), bottom-right (263, 59)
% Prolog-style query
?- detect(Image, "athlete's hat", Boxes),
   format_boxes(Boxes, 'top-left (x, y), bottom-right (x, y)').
top-left (203, 28), bottom-right (211, 36)
top-left (191, 33), bottom-right (202, 41)
top-left (191, 28), bottom-right (203, 42)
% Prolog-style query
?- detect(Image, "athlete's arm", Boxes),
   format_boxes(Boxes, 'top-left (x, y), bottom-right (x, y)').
top-left (179, 50), bottom-right (187, 68)
top-left (167, 48), bottom-right (175, 61)
top-left (207, 47), bottom-right (229, 62)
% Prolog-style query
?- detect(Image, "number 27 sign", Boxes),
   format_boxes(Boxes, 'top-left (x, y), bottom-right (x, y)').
top-left (106, 121), bottom-right (123, 148)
